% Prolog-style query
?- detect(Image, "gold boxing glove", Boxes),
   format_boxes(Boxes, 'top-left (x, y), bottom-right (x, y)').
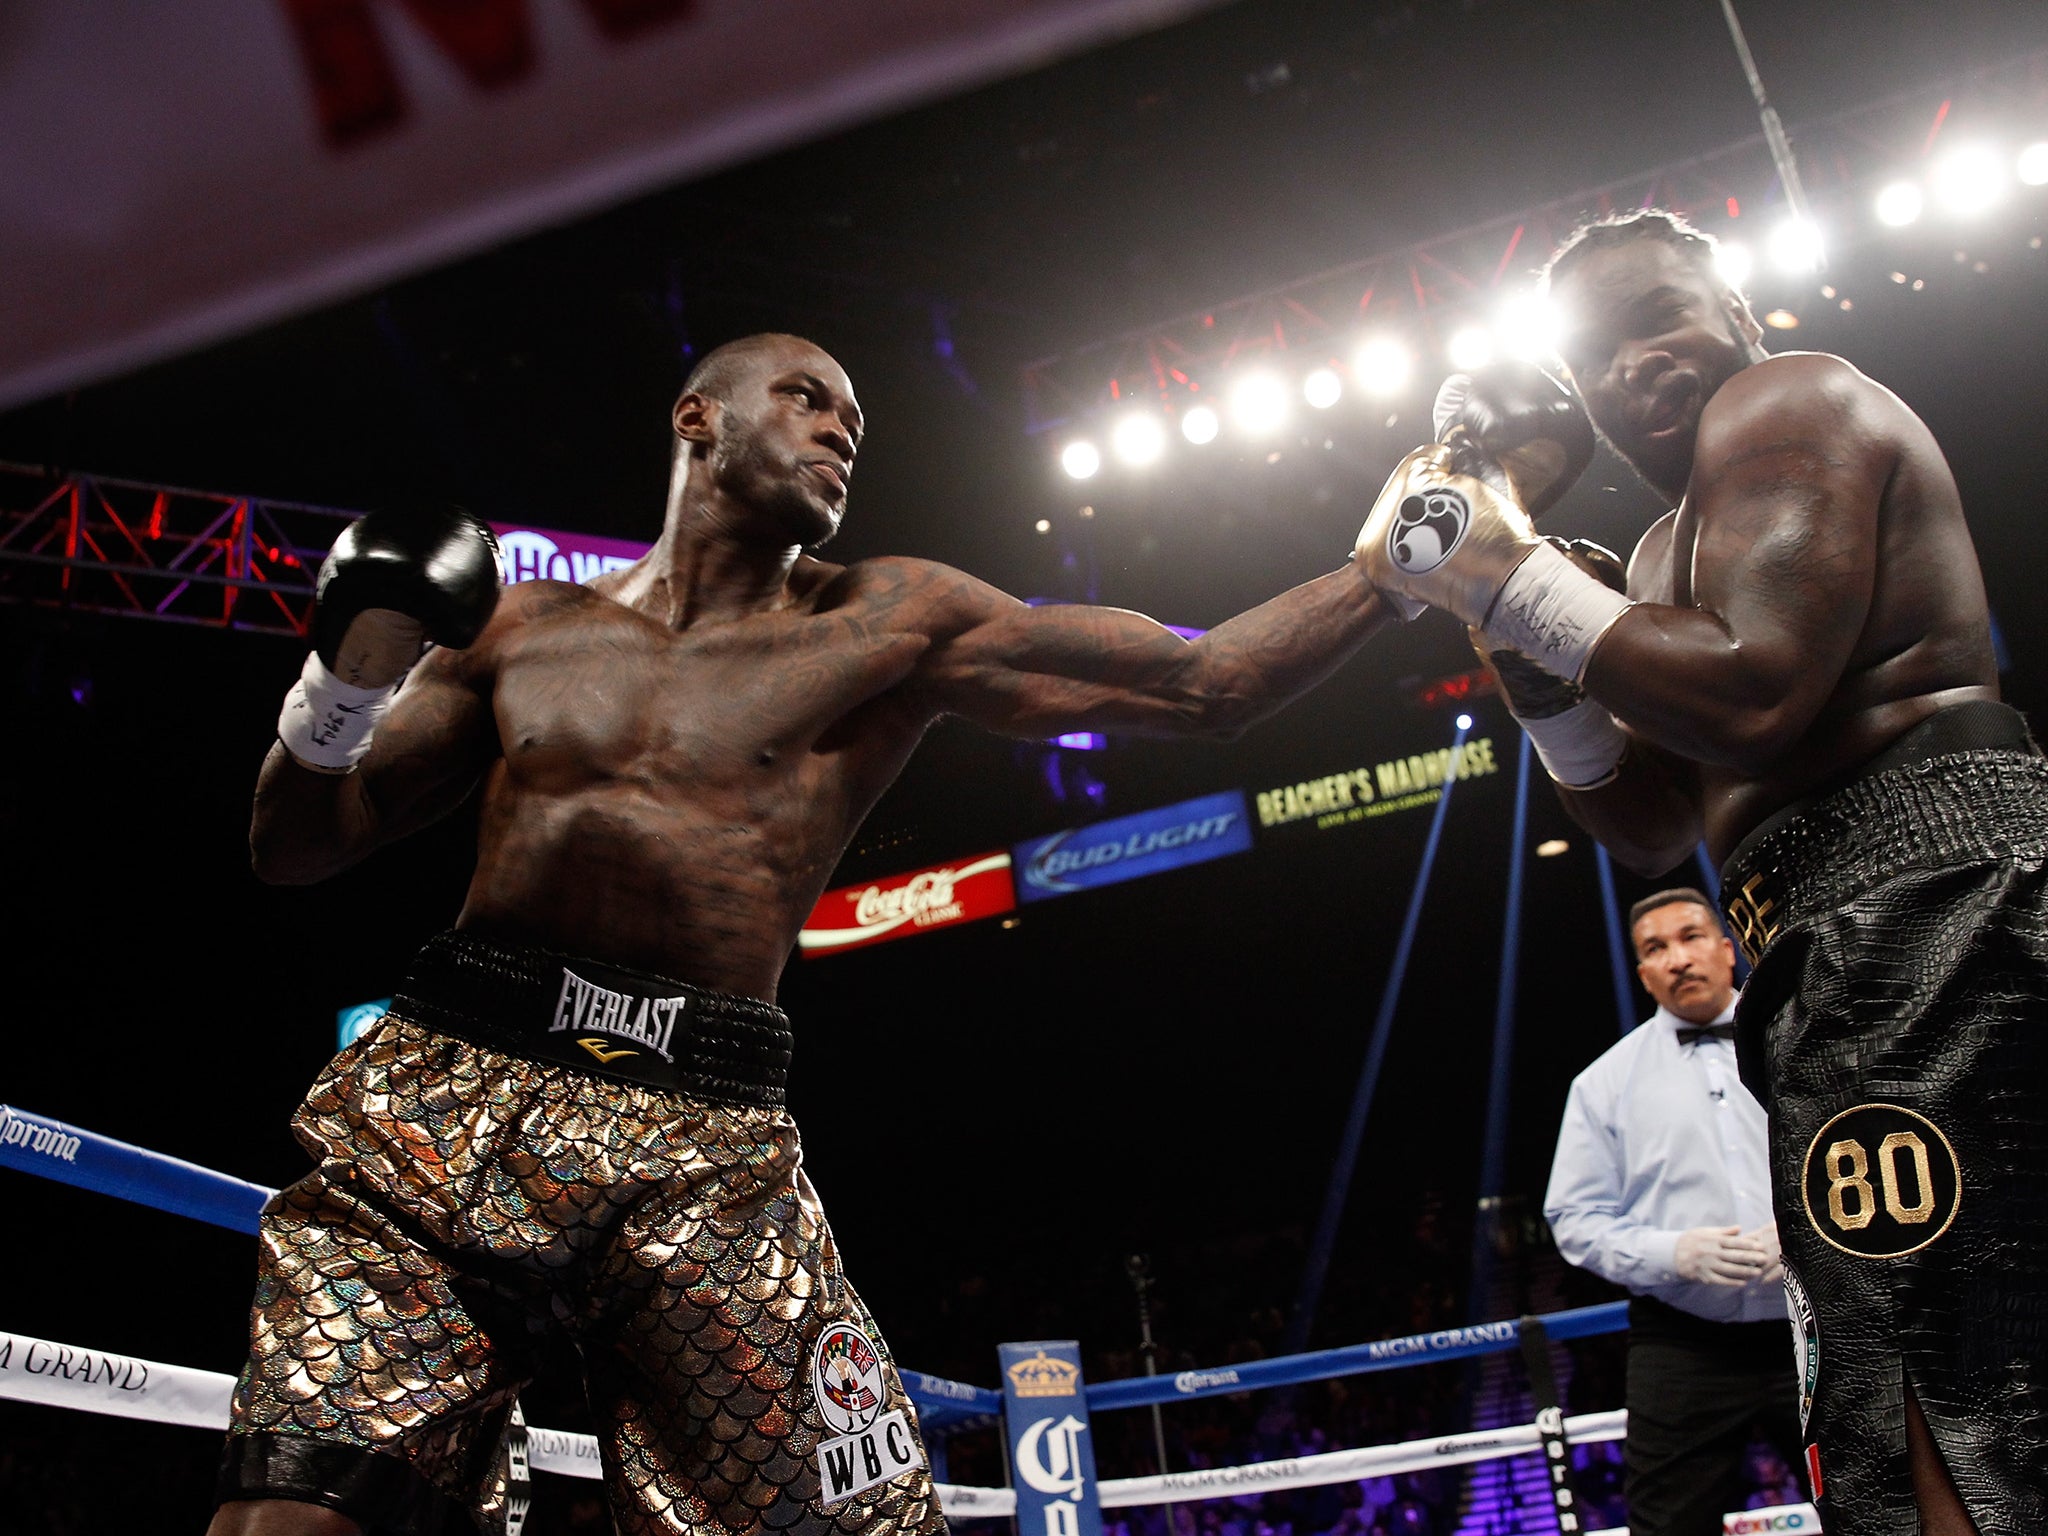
top-left (1354, 443), bottom-right (1543, 626)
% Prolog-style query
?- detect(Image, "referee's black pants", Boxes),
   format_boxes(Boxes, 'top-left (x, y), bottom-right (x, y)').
top-left (1624, 1295), bottom-right (1807, 1536)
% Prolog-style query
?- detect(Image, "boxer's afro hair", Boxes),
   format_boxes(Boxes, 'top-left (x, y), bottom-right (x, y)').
top-left (1542, 209), bottom-right (1735, 297)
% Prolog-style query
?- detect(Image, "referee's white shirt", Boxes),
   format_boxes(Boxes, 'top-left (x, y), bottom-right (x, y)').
top-left (1544, 996), bottom-right (1786, 1324)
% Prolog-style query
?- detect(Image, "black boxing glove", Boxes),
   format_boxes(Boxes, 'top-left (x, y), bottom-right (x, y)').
top-left (279, 504), bottom-right (501, 773)
top-left (1472, 536), bottom-right (1630, 787)
top-left (1433, 362), bottom-right (1595, 520)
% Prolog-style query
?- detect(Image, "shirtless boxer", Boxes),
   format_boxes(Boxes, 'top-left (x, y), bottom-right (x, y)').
top-left (209, 334), bottom-right (1403, 1536)
top-left (1354, 212), bottom-right (2046, 1534)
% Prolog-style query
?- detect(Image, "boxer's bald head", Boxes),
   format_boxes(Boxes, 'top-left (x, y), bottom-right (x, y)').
top-left (670, 334), bottom-right (862, 547)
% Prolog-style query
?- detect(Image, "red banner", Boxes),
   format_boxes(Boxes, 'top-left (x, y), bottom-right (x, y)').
top-left (798, 852), bottom-right (1015, 958)
top-left (0, 0), bottom-right (1222, 410)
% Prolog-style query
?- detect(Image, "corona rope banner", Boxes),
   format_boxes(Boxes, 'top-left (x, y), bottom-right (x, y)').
top-left (1000, 1341), bottom-right (1103, 1536)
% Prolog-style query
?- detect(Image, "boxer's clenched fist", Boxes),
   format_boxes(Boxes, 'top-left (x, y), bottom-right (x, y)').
top-left (1432, 361), bottom-right (1594, 519)
top-left (1353, 443), bottom-right (1544, 625)
top-left (1355, 445), bottom-right (1635, 686)
top-left (278, 504), bottom-right (501, 773)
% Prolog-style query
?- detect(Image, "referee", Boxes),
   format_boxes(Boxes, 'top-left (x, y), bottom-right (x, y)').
top-left (1544, 888), bottom-right (1807, 1536)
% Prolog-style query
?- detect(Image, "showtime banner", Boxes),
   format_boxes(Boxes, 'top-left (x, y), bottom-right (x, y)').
top-left (0, 0), bottom-right (1223, 410)
top-left (1013, 789), bottom-right (1251, 903)
top-left (797, 852), bottom-right (1016, 958)
top-left (492, 523), bottom-right (648, 586)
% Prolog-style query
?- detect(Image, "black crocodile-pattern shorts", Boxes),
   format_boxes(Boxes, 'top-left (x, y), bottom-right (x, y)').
top-left (1728, 746), bottom-right (2048, 1533)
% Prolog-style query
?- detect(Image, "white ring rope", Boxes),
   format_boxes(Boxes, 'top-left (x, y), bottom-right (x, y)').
top-left (0, 1326), bottom-right (1630, 1515)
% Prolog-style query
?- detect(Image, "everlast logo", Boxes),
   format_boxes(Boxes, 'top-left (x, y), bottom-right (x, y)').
top-left (549, 968), bottom-right (688, 1063)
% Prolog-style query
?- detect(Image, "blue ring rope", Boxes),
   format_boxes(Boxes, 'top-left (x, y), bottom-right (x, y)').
top-left (0, 1102), bottom-right (1627, 1418)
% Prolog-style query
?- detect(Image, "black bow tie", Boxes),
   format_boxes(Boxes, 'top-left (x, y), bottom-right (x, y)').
top-left (1676, 1022), bottom-right (1737, 1046)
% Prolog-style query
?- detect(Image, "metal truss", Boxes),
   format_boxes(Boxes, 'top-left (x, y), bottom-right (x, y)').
top-left (1019, 49), bottom-right (2048, 434)
top-left (0, 462), bottom-right (353, 636)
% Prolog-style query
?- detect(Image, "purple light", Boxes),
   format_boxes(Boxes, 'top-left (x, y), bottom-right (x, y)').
top-left (1054, 732), bottom-right (1107, 751)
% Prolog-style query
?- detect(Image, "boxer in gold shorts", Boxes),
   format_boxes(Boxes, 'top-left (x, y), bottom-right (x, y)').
top-left (222, 935), bottom-right (931, 1536)
top-left (215, 333), bottom-right (1393, 1535)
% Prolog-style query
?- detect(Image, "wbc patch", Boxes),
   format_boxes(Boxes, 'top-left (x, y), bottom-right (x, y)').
top-left (812, 1321), bottom-right (922, 1507)
top-left (1783, 1264), bottom-right (1820, 1435)
top-left (1800, 1102), bottom-right (1961, 1259)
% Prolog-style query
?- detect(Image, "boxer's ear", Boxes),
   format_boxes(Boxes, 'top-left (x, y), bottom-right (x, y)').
top-left (1724, 289), bottom-right (1764, 351)
top-left (674, 391), bottom-right (719, 447)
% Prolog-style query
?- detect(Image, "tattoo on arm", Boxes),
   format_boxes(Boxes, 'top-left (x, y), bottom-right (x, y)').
top-left (912, 563), bottom-right (1389, 738)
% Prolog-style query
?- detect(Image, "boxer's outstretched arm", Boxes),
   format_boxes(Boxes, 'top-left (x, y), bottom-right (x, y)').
top-left (250, 643), bottom-right (496, 884)
top-left (1578, 357), bottom-right (1889, 771)
top-left (909, 562), bottom-right (1389, 738)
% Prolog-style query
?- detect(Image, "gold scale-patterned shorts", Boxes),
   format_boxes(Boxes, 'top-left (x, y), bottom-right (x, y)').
top-left (217, 932), bottom-right (947, 1536)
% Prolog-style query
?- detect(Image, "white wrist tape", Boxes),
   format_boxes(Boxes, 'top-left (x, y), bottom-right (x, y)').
top-left (1517, 696), bottom-right (1627, 788)
top-left (277, 652), bottom-right (397, 772)
top-left (1482, 539), bottom-right (1634, 684)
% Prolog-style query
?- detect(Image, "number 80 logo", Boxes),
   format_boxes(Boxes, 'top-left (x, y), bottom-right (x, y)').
top-left (1801, 1103), bottom-right (1962, 1259)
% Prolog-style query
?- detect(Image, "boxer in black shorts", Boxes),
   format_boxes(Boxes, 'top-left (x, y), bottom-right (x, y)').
top-left (1351, 212), bottom-right (2044, 1532)
top-left (212, 334), bottom-right (1396, 1535)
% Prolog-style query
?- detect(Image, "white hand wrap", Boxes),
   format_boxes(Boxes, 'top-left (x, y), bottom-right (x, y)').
top-left (1481, 538), bottom-right (1634, 685)
top-left (277, 652), bottom-right (397, 772)
top-left (1515, 696), bottom-right (1627, 788)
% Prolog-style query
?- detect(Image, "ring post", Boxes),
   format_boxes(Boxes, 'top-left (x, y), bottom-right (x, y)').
top-left (1518, 1314), bottom-right (1588, 1532)
top-left (1000, 1342), bottom-right (1103, 1536)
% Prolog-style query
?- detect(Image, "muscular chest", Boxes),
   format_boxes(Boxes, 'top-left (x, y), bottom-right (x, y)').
top-left (492, 610), bottom-right (926, 787)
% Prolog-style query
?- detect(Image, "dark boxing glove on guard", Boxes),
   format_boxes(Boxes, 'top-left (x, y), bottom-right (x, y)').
top-left (1432, 362), bottom-right (1595, 519)
top-left (279, 505), bottom-right (501, 772)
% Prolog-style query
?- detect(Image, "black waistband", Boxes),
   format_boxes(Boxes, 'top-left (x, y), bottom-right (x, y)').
top-left (1719, 701), bottom-right (2048, 965)
top-left (390, 931), bottom-right (792, 1107)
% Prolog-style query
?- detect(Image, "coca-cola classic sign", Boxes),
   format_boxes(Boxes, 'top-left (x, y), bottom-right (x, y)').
top-left (798, 853), bottom-right (1016, 958)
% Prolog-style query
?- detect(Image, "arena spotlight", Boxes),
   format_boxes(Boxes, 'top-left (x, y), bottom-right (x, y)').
top-left (1933, 145), bottom-right (2005, 216)
top-left (1874, 180), bottom-right (1924, 228)
top-left (1712, 240), bottom-right (1754, 291)
top-left (1447, 325), bottom-right (1495, 371)
top-left (1181, 404), bottom-right (1221, 445)
top-left (1034, 519), bottom-right (1052, 534)
top-left (2020, 142), bottom-right (2048, 187)
top-left (1455, 713), bottom-right (1474, 731)
top-left (1228, 371), bottom-right (1291, 436)
top-left (1060, 440), bottom-right (1102, 480)
top-left (1353, 336), bottom-right (1412, 397)
top-left (1111, 411), bottom-right (1168, 467)
top-left (1303, 368), bottom-right (1344, 409)
top-left (1767, 216), bottom-right (1824, 274)
top-left (1496, 292), bottom-right (1559, 360)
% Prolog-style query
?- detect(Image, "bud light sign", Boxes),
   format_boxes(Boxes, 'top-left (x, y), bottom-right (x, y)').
top-left (1013, 790), bottom-right (1251, 903)
top-left (490, 524), bottom-right (649, 586)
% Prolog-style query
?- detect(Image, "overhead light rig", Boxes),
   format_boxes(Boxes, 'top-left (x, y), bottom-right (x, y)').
top-left (1021, 49), bottom-right (2048, 484)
